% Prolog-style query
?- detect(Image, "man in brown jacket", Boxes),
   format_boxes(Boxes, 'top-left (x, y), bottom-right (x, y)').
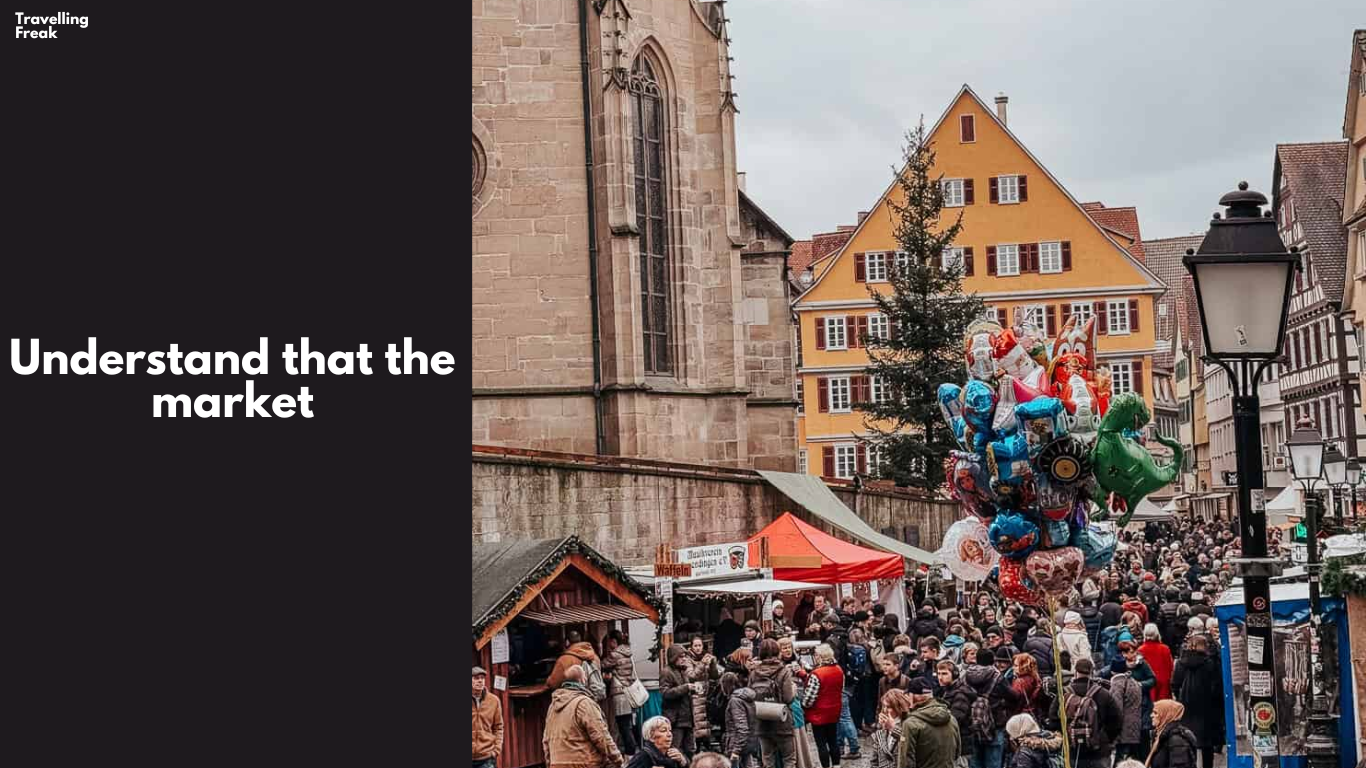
top-left (543, 665), bottom-right (624, 768)
top-left (547, 632), bottom-right (602, 690)
top-left (472, 666), bottom-right (504, 768)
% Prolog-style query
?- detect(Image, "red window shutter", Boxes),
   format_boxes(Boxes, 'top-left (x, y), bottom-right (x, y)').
top-left (964, 179), bottom-right (975, 205)
top-left (1133, 359), bottom-right (1144, 396)
top-left (997, 308), bottom-right (1008, 326)
top-left (817, 377), bottom-right (829, 413)
top-left (1046, 305), bottom-right (1057, 337)
top-left (1028, 244), bottom-right (1040, 272)
top-left (1096, 302), bottom-right (1108, 335)
top-left (1314, 325), bottom-right (1323, 362)
top-left (989, 177), bottom-right (999, 204)
top-left (1019, 175), bottom-right (1028, 202)
top-left (855, 252), bottom-right (866, 282)
top-left (815, 316), bottom-right (826, 349)
top-left (853, 375), bottom-right (869, 403)
top-left (987, 246), bottom-right (998, 276)
top-left (822, 446), bottom-right (835, 478)
top-left (856, 444), bottom-right (868, 475)
top-left (1061, 241), bottom-right (1072, 271)
top-left (961, 115), bottom-right (975, 142)
top-left (857, 316), bottom-right (869, 346)
top-left (1060, 303), bottom-right (1072, 325)
top-left (1129, 299), bottom-right (1139, 332)
top-left (889, 317), bottom-right (900, 339)
top-left (963, 246), bottom-right (974, 275)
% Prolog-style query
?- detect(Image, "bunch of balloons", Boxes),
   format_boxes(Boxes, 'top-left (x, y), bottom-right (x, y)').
top-left (933, 310), bottom-right (1183, 605)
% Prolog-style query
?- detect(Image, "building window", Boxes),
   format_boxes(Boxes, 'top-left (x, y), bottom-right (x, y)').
top-left (631, 55), bottom-right (672, 374)
top-left (1110, 361), bottom-right (1134, 394)
top-left (825, 317), bottom-right (847, 350)
top-left (997, 175), bottom-right (1020, 204)
top-left (1070, 302), bottom-right (1094, 324)
top-left (866, 445), bottom-right (884, 478)
top-left (1021, 304), bottom-right (1046, 330)
top-left (867, 314), bottom-right (889, 341)
top-left (865, 251), bottom-right (888, 282)
top-left (834, 444), bottom-right (858, 479)
top-left (996, 244), bottom-right (1020, 276)
top-left (796, 378), bottom-right (804, 414)
top-left (941, 247), bottom-right (964, 271)
top-left (829, 376), bottom-right (852, 413)
top-left (870, 375), bottom-right (890, 405)
top-left (1107, 299), bottom-right (1130, 334)
top-left (1039, 241), bottom-right (1063, 274)
top-left (798, 449), bottom-right (808, 474)
top-left (942, 179), bottom-right (965, 207)
top-left (893, 250), bottom-right (911, 272)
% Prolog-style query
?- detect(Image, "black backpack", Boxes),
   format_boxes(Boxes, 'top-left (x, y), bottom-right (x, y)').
top-left (1064, 682), bottom-right (1103, 750)
top-left (969, 673), bottom-right (998, 742)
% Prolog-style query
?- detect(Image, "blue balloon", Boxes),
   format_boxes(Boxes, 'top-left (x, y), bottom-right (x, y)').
top-left (1070, 524), bottom-right (1118, 571)
top-left (986, 433), bottom-right (1032, 485)
top-left (988, 511), bottom-right (1040, 560)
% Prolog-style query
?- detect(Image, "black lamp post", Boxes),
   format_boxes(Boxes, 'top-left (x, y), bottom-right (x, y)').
top-left (1349, 458), bottom-right (1362, 524)
top-left (1324, 445), bottom-right (1348, 530)
top-left (1183, 181), bottom-right (1299, 762)
top-left (1287, 418), bottom-right (1339, 768)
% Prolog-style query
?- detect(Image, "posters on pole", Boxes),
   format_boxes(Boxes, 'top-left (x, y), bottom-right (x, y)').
top-left (1246, 635), bottom-right (1264, 665)
top-left (493, 675), bottom-right (507, 691)
top-left (676, 542), bottom-right (749, 579)
top-left (869, 580), bottom-right (879, 602)
top-left (657, 579), bottom-right (674, 628)
top-left (840, 582), bottom-right (853, 599)
top-left (491, 630), bottom-right (510, 665)
top-left (1228, 617), bottom-right (1313, 756)
top-left (762, 594), bottom-right (774, 621)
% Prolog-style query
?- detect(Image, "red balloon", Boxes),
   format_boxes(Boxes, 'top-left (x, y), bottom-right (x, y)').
top-left (998, 557), bottom-right (1045, 606)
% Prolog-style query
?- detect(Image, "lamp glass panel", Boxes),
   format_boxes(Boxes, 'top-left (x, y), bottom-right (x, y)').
top-left (1288, 440), bottom-right (1324, 481)
top-left (1325, 453), bottom-right (1348, 485)
top-left (1192, 261), bottom-right (1292, 355)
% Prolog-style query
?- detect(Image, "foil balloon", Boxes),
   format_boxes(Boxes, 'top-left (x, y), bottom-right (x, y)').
top-left (936, 517), bottom-right (999, 582)
top-left (1048, 352), bottom-right (1094, 395)
top-left (988, 511), bottom-right (1040, 560)
top-left (1089, 392), bottom-right (1183, 526)
top-left (998, 556), bottom-right (1045, 605)
top-left (1012, 376), bottom-right (1047, 405)
top-left (938, 383), bottom-right (964, 428)
top-left (1033, 474), bottom-right (1075, 521)
top-left (1036, 435), bottom-right (1091, 486)
top-left (1070, 524), bottom-right (1118, 572)
top-left (1014, 396), bottom-right (1068, 457)
top-left (962, 380), bottom-right (997, 454)
top-left (948, 451), bottom-right (994, 506)
top-left (1052, 313), bottom-right (1098, 370)
top-left (1060, 374), bottom-right (1102, 444)
top-left (1024, 546), bottom-right (1086, 597)
top-left (1093, 366), bottom-right (1114, 416)
top-left (992, 378), bottom-right (1019, 436)
top-left (992, 329), bottom-right (1043, 381)
top-left (1041, 518), bottom-right (1072, 548)
top-left (985, 434), bottom-right (1032, 485)
top-left (966, 332), bottom-right (996, 382)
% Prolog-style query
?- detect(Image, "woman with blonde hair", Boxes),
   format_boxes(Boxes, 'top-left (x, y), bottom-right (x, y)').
top-left (1144, 700), bottom-right (1197, 768)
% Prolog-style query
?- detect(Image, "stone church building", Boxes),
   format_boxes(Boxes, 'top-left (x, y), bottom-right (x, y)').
top-left (473, 0), bottom-right (798, 470)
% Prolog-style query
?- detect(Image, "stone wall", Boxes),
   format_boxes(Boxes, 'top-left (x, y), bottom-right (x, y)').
top-left (473, 447), bottom-right (959, 566)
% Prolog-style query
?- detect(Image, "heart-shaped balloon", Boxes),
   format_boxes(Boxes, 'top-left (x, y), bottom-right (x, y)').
top-left (998, 556), bottom-right (1045, 605)
top-left (936, 517), bottom-right (999, 582)
top-left (1070, 524), bottom-right (1118, 572)
top-left (988, 511), bottom-right (1040, 560)
top-left (1024, 546), bottom-right (1086, 597)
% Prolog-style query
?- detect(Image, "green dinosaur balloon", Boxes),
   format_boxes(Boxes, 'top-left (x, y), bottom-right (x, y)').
top-left (1088, 392), bottom-right (1184, 527)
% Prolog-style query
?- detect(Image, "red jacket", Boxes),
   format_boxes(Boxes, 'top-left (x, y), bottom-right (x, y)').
top-left (1139, 640), bottom-right (1174, 701)
top-left (806, 664), bottom-right (845, 725)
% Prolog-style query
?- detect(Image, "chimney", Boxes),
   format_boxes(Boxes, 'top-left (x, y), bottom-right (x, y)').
top-left (994, 93), bottom-right (1008, 125)
top-left (857, 211), bottom-right (870, 224)
top-left (737, 171), bottom-right (747, 193)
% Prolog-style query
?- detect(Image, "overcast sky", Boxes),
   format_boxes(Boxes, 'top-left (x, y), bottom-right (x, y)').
top-left (728, 0), bottom-right (1361, 242)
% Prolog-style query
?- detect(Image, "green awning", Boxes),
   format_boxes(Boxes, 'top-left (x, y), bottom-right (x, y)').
top-left (756, 471), bottom-right (938, 565)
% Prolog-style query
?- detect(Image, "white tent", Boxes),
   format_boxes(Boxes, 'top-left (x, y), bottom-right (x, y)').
top-left (1264, 485), bottom-right (1301, 526)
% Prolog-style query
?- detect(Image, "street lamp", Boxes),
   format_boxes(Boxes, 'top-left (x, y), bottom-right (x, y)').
top-left (1324, 446), bottom-right (1348, 529)
top-left (1348, 458), bottom-right (1362, 524)
top-left (1286, 417), bottom-right (1338, 768)
top-left (1184, 181), bottom-right (1299, 764)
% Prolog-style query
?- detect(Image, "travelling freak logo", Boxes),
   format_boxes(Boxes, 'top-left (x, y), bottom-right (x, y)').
top-left (15, 11), bottom-right (88, 38)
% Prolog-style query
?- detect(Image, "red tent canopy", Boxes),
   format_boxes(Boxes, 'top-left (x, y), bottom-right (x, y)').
top-left (748, 512), bottom-right (904, 583)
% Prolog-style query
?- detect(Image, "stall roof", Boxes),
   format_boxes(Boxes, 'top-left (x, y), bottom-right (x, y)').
top-left (1266, 485), bottom-right (1300, 512)
top-left (471, 536), bottom-right (659, 648)
top-left (520, 604), bottom-right (648, 625)
top-left (756, 470), bottom-right (937, 565)
top-left (749, 511), bottom-right (905, 583)
top-left (677, 578), bottom-right (830, 596)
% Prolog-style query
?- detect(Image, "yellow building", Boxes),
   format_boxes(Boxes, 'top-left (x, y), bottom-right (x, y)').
top-left (793, 85), bottom-right (1166, 479)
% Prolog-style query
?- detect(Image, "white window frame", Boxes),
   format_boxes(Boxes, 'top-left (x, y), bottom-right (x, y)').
top-left (941, 247), bottom-right (964, 271)
top-left (825, 316), bottom-right (848, 350)
top-left (870, 374), bottom-right (890, 405)
top-left (996, 244), bottom-right (1020, 276)
top-left (866, 445), bottom-right (884, 478)
top-left (867, 313), bottom-right (890, 341)
top-left (997, 174), bottom-right (1020, 204)
top-left (834, 443), bottom-right (858, 480)
top-left (893, 250), bottom-right (911, 272)
top-left (1110, 361), bottom-right (1134, 395)
top-left (828, 376), bottom-right (852, 413)
top-left (1039, 241), bottom-right (1063, 274)
top-left (1021, 304), bottom-right (1046, 330)
top-left (1070, 302), bottom-right (1094, 324)
top-left (798, 449), bottom-right (808, 475)
top-left (1106, 299), bottom-right (1130, 335)
top-left (795, 378), bottom-right (804, 414)
top-left (942, 179), bottom-right (965, 208)
top-left (865, 251), bottom-right (888, 283)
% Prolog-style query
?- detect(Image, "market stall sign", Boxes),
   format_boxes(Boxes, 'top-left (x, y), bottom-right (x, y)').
top-left (675, 542), bottom-right (748, 578)
top-left (654, 562), bottom-right (693, 578)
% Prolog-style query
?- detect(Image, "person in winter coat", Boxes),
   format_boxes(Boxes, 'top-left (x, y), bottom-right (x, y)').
top-left (1022, 623), bottom-right (1055, 678)
top-left (807, 644), bottom-right (847, 768)
top-left (750, 639), bottom-right (799, 768)
top-left (941, 626), bottom-right (967, 665)
top-left (935, 660), bottom-right (977, 748)
top-left (1004, 714), bottom-right (1063, 768)
top-left (1136, 622), bottom-right (1173, 703)
top-left (661, 644), bottom-right (700, 756)
top-left (1008, 653), bottom-right (1045, 719)
top-left (1144, 701), bottom-right (1198, 768)
top-left (1056, 612), bottom-right (1092, 674)
top-left (721, 672), bottom-right (759, 768)
top-left (964, 659), bottom-right (1012, 768)
top-left (684, 636), bottom-right (722, 747)
top-left (548, 634), bottom-right (604, 690)
top-left (626, 716), bottom-right (688, 768)
top-left (878, 654), bottom-right (913, 704)
top-left (912, 603), bottom-right (948, 645)
top-left (472, 667), bottom-right (504, 768)
top-left (715, 609), bottom-right (745, 660)
top-left (1062, 658), bottom-right (1123, 768)
top-left (603, 631), bottom-right (639, 756)
top-left (896, 678), bottom-right (961, 768)
top-left (544, 664), bottom-right (625, 768)
top-left (1169, 635), bottom-right (1224, 768)
top-left (1105, 645), bottom-right (1153, 762)
top-left (1078, 600), bottom-right (1103, 651)
top-left (872, 690), bottom-right (913, 768)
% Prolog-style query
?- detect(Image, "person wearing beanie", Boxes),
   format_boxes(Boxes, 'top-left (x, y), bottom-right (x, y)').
top-left (1106, 641), bottom-right (1155, 761)
top-left (896, 676), bottom-right (960, 768)
top-left (770, 600), bottom-right (790, 638)
top-left (1056, 611), bottom-right (1092, 675)
top-left (1063, 658), bottom-right (1122, 768)
top-left (1004, 714), bottom-right (1062, 768)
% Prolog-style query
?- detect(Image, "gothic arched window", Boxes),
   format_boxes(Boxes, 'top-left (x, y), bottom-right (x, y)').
top-left (630, 55), bottom-right (671, 375)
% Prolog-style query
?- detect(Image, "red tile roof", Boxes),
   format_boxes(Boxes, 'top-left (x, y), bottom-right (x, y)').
top-left (788, 240), bottom-right (814, 274)
top-left (1085, 204), bottom-right (1146, 263)
top-left (1274, 141), bottom-right (1350, 304)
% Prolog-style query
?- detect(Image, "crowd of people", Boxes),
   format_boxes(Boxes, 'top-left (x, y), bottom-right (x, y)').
top-left (473, 518), bottom-right (1250, 768)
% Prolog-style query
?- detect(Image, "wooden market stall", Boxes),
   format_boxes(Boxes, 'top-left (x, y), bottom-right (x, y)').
top-left (472, 536), bottom-right (660, 768)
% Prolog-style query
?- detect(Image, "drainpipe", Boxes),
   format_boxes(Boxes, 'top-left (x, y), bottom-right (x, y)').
top-left (578, 0), bottom-right (608, 455)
